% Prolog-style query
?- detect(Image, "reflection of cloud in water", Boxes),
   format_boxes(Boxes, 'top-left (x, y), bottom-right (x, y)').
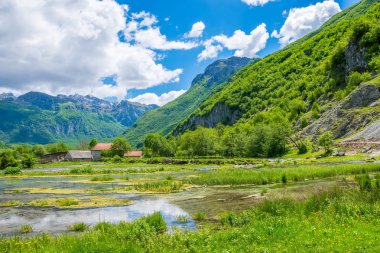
top-left (0, 199), bottom-right (195, 234)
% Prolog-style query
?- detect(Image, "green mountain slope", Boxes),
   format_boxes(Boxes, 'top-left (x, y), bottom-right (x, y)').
top-left (0, 92), bottom-right (157, 144)
top-left (174, 0), bottom-right (380, 140)
top-left (124, 57), bottom-right (254, 147)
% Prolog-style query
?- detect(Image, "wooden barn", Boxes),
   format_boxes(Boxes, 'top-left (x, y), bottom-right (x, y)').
top-left (39, 152), bottom-right (67, 164)
top-left (65, 151), bottom-right (92, 162)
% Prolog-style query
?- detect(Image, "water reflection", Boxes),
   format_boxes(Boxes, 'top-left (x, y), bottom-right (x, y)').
top-left (0, 199), bottom-right (195, 235)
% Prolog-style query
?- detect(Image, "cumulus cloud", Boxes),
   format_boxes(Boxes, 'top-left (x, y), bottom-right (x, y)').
top-left (129, 90), bottom-right (187, 106)
top-left (126, 11), bottom-right (198, 50)
top-left (198, 23), bottom-right (269, 61)
top-left (241, 0), bottom-right (275, 7)
top-left (197, 40), bottom-right (223, 62)
top-left (0, 0), bottom-right (193, 100)
top-left (134, 28), bottom-right (197, 50)
top-left (272, 0), bottom-right (341, 46)
top-left (185, 21), bottom-right (206, 38)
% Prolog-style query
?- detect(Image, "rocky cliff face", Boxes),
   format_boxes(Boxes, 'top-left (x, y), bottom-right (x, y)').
top-left (301, 83), bottom-right (380, 139)
top-left (345, 38), bottom-right (368, 73)
top-left (174, 103), bottom-right (242, 135)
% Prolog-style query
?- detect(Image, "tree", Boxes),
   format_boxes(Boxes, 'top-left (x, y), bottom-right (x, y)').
top-left (0, 151), bottom-right (19, 170)
top-left (144, 134), bottom-right (173, 157)
top-left (177, 127), bottom-right (220, 157)
top-left (33, 145), bottom-right (46, 158)
top-left (56, 142), bottom-right (69, 152)
top-left (77, 140), bottom-right (89, 150)
top-left (21, 154), bottom-right (36, 169)
top-left (89, 138), bottom-right (98, 149)
top-left (318, 131), bottom-right (334, 153)
top-left (112, 137), bottom-right (131, 156)
top-left (246, 122), bottom-right (290, 158)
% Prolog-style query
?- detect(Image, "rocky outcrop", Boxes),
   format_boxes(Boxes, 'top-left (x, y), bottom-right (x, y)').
top-left (345, 39), bottom-right (368, 72)
top-left (191, 57), bottom-right (253, 88)
top-left (341, 84), bottom-right (380, 109)
top-left (302, 84), bottom-right (380, 139)
top-left (174, 103), bottom-right (242, 135)
top-left (344, 119), bottom-right (380, 141)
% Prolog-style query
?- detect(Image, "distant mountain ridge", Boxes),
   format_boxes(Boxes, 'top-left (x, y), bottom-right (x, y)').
top-left (123, 56), bottom-right (255, 147)
top-left (0, 92), bottom-right (157, 144)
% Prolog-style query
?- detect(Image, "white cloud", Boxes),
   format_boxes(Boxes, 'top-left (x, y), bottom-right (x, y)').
top-left (134, 28), bottom-right (197, 50)
top-left (0, 0), bottom-right (192, 100)
top-left (185, 21), bottom-right (206, 38)
top-left (198, 23), bottom-right (269, 61)
top-left (198, 40), bottom-right (223, 62)
top-left (273, 0), bottom-right (341, 46)
top-left (129, 90), bottom-right (187, 106)
top-left (125, 11), bottom-right (198, 50)
top-left (241, 0), bottom-right (275, 7)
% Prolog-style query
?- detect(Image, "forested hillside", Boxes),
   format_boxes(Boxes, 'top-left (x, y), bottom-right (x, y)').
top-left (124, 57), bottom-right (254, 147)
top-left (174, 0), bottom-right (380, 144)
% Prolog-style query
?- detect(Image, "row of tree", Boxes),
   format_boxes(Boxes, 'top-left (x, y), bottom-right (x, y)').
top-left (143, 115), bottom-right (334, 158)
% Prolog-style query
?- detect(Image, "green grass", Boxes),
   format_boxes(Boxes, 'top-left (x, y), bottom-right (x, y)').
top-left (18, 225), bottom-right (33, 234)
top-left (133, 180), bottom-right (185, 193)
top-left (1, 186), bottom-right (379, 252)
top-left (188, 163), bottom-right (380, 186)
top-left (90, 175), bottom-right (114, 182)
top-left (56, 199), bottom-right (79, 207)
top-left (68, 223), bottom-right (89, 232)
top-left (0, 200), bottom-right (23, 207)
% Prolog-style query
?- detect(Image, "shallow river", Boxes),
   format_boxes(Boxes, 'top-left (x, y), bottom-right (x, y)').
top-left (0, 177), bottom-right (195, 236)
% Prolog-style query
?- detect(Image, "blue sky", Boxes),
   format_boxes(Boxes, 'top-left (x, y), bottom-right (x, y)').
top-left (122, 0), bottom-right (360, 100)
top-left (0, 0), bottom-right (361, 105)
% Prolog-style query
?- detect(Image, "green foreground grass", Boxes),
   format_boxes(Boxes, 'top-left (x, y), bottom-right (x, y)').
top-left (188, 163), bottom-right (380, 186)
top-left (1, 184), bottom-right (379, 253)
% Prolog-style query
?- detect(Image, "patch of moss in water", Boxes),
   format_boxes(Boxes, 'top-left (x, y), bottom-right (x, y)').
top-left (28, 197), bottom-right (132, 209)
top-left (0, 200), bottom-right (24, 207)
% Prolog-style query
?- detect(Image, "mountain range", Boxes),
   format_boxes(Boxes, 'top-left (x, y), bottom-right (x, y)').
top-left (0, 92), bottom-right (157, 144)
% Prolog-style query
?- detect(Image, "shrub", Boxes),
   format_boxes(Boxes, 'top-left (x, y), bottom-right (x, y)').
top-left (144, 212), bottom-right (167, 233)
top-left (193, 212), bottom-right (206, 221)
top-left (282, 174), bottom-right (287, 184)
top-left (318, 131), bottom-right (334, 153)
top-left (0, 151), bottom-right (19, 170)
top-left (4, 167), bottom-right (21, 175)
top-left (68, 223), bottom-right (89, 232)
top-left (297, 142), bottom-right (308, 154)
top-left (112, 155), bottom-right (122, 163)
top-left (94, 222), bottom-right (113, 233)
top-left (19, 225), bottom-right (33, 234)
top-left (21, 154), bottom-right (36, 169)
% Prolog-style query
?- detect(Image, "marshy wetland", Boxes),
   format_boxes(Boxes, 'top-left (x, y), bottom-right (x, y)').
top-left (0, 156), bottom-right (380, 252)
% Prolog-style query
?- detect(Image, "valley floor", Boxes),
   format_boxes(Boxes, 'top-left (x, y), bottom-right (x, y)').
top-left (0, 156), bottom-right (379, 252)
